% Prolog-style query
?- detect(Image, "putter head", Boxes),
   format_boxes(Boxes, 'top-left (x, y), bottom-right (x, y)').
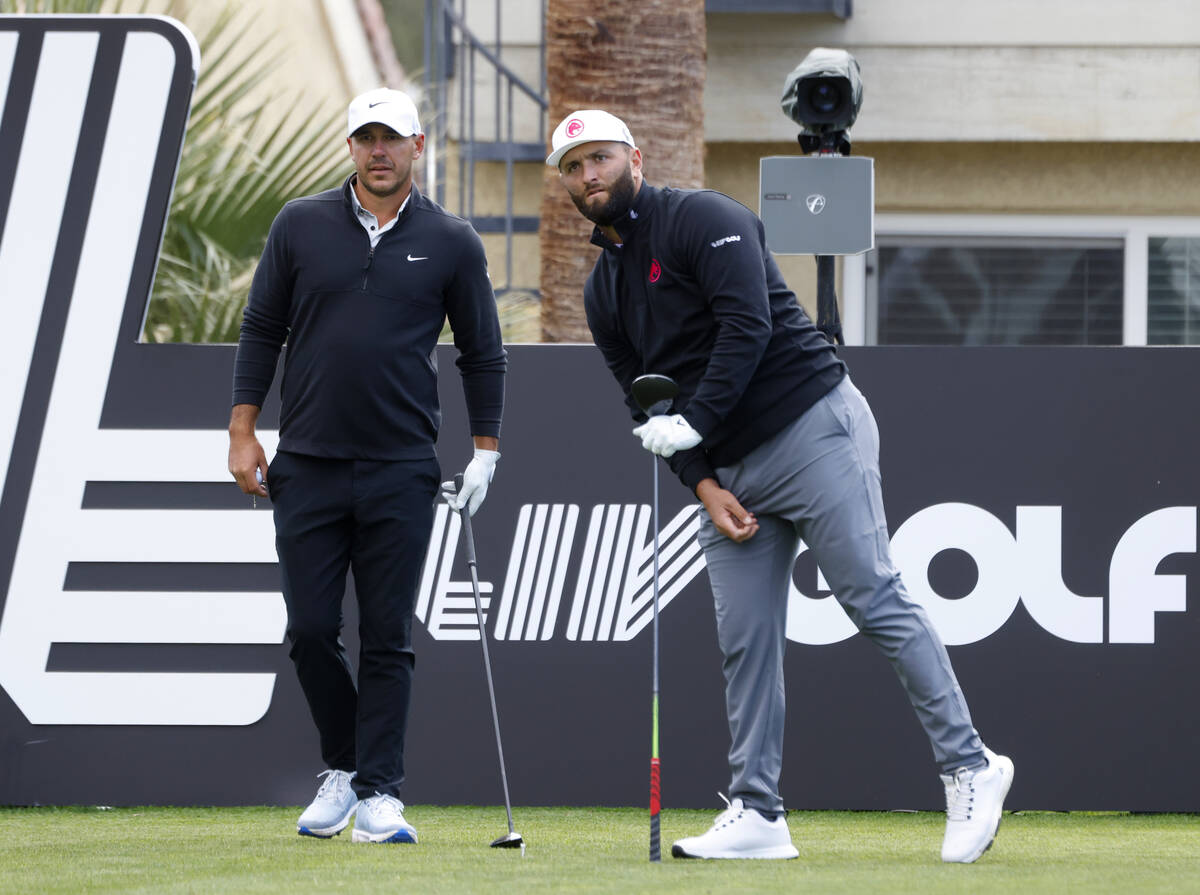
top-left (631, 374), bottom-right (679, 417)
top-left (491, 830), bottom-right (524, 849)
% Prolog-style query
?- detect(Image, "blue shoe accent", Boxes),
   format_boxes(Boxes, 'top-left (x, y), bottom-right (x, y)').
top-left (298, 825), bottom-right (341, 839)
top-left (296, 770), bottom-right (358, 838)
top-left (351, 793), bottom-right (418, 844)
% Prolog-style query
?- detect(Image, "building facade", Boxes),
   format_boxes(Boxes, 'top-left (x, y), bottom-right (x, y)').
top-left (439, 0), bottom-right (1200, 344)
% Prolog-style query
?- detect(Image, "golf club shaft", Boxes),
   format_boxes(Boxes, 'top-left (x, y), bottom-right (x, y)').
top-left (650, 456), bottom-right (662, 862)
top-left (460, 507), bottom-right (517, 836)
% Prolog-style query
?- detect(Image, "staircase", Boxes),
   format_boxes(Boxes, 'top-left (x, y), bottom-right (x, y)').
top-left (422, 0), bottom-right (547, 334)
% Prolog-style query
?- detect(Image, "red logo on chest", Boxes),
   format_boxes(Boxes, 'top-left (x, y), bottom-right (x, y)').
top-left (649, 259), bottom-right (661, 283)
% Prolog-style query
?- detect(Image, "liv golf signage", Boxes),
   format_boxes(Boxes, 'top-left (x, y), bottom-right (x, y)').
top-left (1, 16), bottom-right (1198, 812)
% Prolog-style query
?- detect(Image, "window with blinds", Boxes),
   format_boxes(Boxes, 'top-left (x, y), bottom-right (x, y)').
top-left (1148, 237), bottom-right (1200, 345)
top-left (866, 237), bottom-right (1124, 345)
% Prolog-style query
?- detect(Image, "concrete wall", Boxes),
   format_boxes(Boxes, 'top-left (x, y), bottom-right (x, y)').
top-left (705, 1), bottom-right (1200, 143)
top-left (707, 141), bottom-right (1200, 217)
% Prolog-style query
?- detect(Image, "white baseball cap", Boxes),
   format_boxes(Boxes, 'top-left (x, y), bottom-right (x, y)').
top-left (546, 109), bottom-right (636, 168)
top-left (347, 88), bottom-right (423, 139)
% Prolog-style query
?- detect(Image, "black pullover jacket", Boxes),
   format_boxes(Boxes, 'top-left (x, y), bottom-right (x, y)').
top-left (233, 177), bottom-right (506, 459)
top-left (584, 182), bottom-right (845, 491)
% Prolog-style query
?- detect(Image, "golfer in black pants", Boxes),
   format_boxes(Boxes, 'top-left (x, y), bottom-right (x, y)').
top-left (228, 88), bottom-right (506, 843)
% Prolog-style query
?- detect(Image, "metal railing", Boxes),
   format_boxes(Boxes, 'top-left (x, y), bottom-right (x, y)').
top-left (422, 0), bottom-right (547, 293)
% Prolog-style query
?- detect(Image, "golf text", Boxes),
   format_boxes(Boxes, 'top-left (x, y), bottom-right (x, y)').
top-left (0, 496), bottom-right (1190, 726)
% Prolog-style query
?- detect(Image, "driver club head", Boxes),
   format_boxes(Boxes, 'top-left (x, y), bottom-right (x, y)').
top-left (491, 830), bottom-right (525, 852)
top-left (631, 374), bottom-right (679, 417)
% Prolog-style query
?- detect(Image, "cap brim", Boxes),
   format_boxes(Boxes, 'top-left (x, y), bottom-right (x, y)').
top-left (348, 117), bottom-right (422, 139)
top-left (546, 137), bottom-right (635, 168)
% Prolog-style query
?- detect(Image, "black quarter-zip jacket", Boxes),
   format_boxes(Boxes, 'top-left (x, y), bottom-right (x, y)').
top-left (233, 176), bottom-right (506, 459)
top-left (584, 182), bottom-right (845, 491)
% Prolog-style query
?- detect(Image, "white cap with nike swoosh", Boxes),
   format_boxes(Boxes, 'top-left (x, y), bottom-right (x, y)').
top-left (347, 87), bottom-right (423, 138)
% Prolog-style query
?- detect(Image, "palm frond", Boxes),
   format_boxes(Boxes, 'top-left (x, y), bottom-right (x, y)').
top-left (0, 0), bottom-right (111, 12)
top-left (2, 0), bottom-right (529, 343)
top-left (142, 2), bottom-right (347, 342)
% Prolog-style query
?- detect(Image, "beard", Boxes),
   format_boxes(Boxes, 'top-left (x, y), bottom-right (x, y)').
top-left (572, 164), bottom-right (637, 227)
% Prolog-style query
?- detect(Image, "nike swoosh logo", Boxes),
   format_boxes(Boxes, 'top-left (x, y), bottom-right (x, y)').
top-left (368, 101), bottom-right (388, 108)
top-left (407, 254), bottom-right (429, 261)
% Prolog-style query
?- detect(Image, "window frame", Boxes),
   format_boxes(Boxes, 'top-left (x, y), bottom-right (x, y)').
top-left (844, 214), bottom-right (1200, 346)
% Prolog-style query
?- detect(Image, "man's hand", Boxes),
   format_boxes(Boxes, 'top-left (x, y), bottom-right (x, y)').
top-left (228, 404), bottom-right (267, 497)
top-left (696, 478), bottom-right (758, 542)
top-left (228, 433), bottom-right (268, 497)
top-left (456, 448), bottom-right (500, 516)
top-left (632, 414), bottom-right (702, 457)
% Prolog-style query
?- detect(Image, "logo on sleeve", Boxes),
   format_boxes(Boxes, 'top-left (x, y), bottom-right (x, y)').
top-left (649, 259), bottom-right (662, 283)
top-left (710, 235), bottom-right (742, 248)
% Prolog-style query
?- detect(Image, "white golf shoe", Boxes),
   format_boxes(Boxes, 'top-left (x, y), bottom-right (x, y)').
top-left (941, 747), bottom-right (1015, 863)
top-left (296, 769), bottom-right (358, 838)
top-left (351, 793), bottom-right (418, 844)
top-left (671, 794), bottom-right (799, 860)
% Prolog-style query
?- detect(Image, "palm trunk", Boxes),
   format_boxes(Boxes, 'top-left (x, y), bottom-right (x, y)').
top-left (539, 0), bottom-right (706, 342)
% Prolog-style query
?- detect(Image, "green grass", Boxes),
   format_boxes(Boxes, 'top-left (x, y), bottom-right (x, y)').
top-left (0, 806), bottom-right (1197, 894)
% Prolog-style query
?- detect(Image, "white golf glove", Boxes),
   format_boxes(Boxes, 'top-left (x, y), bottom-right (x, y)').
top-left (455, 448), bottom-right (500, 516)
top-left (632, 414), bottom-right (702, 458)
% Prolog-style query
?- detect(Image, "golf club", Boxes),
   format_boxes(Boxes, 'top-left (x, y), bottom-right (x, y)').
top-left (443, 474), bottom-right (524, 854)
top-left (630, 373), bottom-right (679, 863)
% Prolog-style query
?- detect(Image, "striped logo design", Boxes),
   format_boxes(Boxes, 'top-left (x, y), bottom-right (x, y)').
top-left (415, 503), bottom-right (707, 643)
top-left (0, 18), bottom-right (277, 727)
top-left (566, 504), bottom-right (704, 641)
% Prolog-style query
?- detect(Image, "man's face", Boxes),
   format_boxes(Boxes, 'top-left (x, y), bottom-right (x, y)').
top-left (558, 141), bottom-right (642, 227)
top-left (347, 123), bottom-right (424, 198)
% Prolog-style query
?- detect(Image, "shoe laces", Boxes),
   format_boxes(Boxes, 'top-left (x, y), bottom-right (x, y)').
top-left (945, 767), bottom-right (976, 822)
top-left (709, 792), bottom-right (745, 831)
top-left (314, 769), bottom-right (353, 804)
top-left (365, 792), bottom-right (406, 820)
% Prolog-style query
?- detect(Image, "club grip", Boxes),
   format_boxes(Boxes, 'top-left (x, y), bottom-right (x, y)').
top-left (454, 472), bottom-right (464, 492)
top-left (649, 757), bottom-right (661, 861)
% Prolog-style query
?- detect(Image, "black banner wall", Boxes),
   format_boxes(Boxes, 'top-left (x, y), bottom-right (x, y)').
top-left (1, 16), bottom-right (1198, 813)
top-left (2, 338), bottom-right (1198, 811)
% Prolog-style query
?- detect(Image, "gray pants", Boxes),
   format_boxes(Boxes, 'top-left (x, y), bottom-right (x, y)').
top-left (698, 376), bottom-right (984, 815)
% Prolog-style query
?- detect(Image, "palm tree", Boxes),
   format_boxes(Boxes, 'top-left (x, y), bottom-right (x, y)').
top-left (539, 0), bottom-right (707, 342)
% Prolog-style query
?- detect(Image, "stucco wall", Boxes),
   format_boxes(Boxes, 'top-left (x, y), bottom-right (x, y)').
top-left (706, 141), bottom-right (1200, 216)
top-left (706, 3), bottom-right (1200, 143)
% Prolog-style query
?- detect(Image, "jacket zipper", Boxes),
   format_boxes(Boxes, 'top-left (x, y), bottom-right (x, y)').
top-left (361, 246), bottom-right (375, 290)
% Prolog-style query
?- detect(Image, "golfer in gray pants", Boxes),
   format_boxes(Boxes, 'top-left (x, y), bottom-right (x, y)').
top-left (703, 377), bottom-right (982, 822)
top-left (547, 108), bottom-right (1014, 863)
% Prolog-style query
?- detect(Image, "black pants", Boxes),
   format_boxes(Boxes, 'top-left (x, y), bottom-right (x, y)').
top-left (269, 450), bottom-right (439, 799)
